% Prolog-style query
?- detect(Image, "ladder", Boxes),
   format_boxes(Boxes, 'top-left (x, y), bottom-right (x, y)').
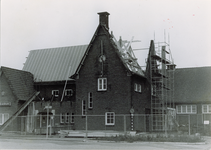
top-left (0, 91), bottom-right (40, 132)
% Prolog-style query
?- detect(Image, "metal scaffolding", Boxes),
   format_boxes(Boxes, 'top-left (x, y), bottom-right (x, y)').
top-left (149, 40), bottom-right (176, 131)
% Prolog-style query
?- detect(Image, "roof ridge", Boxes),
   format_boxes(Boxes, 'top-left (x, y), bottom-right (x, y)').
top-left (1, 66), bottom-right (33, 74)
top-left (29, 44), bottom-right (89, 52)
top-left (176, 66), bottom-right (211, 70)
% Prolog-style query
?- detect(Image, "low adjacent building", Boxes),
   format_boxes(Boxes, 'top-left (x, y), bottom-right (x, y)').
top-left (0, 66), bottom-right (36, 132)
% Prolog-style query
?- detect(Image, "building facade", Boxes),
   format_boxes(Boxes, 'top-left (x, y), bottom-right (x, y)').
top-left (0, 66), bottom-right (36, 132)
top-left (71, 12), bottom-right (151, 131)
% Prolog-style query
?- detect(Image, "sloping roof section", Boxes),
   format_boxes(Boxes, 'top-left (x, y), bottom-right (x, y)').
top-left (23, 45), bottom-right (88, 82)
top-left (73, 24), bottom-right (145, 78)
top-left (174, 66), bottom-right (211, 103)
top-left (1, 66), bottom-right (36, 101)
top-left (110, 34), bottom-right (145, 77)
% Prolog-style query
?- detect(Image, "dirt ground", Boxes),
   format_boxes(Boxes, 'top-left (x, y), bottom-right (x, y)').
top-left (0, 135), bottom-right (210, 150)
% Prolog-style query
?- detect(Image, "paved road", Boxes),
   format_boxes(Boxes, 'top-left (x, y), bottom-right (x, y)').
top-left (0, 137), bottom-right (211, 150)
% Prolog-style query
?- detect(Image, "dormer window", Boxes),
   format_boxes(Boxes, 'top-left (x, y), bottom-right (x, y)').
top-left (52, 90), bottom-right (59, 97)
top-left (98, 78), bottom-right (107, 91)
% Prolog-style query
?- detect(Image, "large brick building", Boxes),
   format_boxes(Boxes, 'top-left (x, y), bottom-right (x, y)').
top-left (71, 12), bottom-right (151, 131)
top-left (22, 12), bottom-right (151, 133)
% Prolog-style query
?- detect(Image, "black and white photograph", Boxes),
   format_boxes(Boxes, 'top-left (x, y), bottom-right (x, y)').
top-left (0, 0), bottom-right (211, 149)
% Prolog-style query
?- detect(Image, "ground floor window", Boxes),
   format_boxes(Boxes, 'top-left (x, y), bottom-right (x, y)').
top-left (71, 113), bottom-right (74, 123)
top-left (60, 113), bottom-right (73, 124)
top-left (0, 113), bottom-right (9, 125)
top-left (60, 113), bottom-right (65, 123)
top-left (88, 92), bottom-right (93, 109)
top-left (176, 105), bottom-right (197, 114)
top-left (82, 100), bottom-right (86, 116)
top-left (202, 104), bottom-right (211, 114)
top-left (105, 112), bottom-right (115, 125)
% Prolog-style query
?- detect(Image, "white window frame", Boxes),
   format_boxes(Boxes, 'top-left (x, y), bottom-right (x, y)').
top-left (82, 100), bottom-right (86, 116)
top-left (65, 113), bottom-right (69, 123)
top-left (0, 113), bottom-right (9, 125)
top-left (134, 83), bottom-right (138, 92)
top-left (71, 113), bottom-right (75, 123)
top-left (105, 112), bottom-right (115, 125)
top-left (52, 90), bottom-right (59, 97)
top-left (138, 84), bottom-right (142, 92)
top-left (98, 78), bottom-right (107, 91)
top-left (88, 92), bottom-right (93, 109)
top-left (65, 89), bottom-right (73, 96)
top-left (60, 113), bottom-right (65, 123)
top-left (202, 104), bottom-right (211, 114)
top-left (134, 83), bottom-right (141, 93)
top-left (176, 105), bottom-right (197, 114)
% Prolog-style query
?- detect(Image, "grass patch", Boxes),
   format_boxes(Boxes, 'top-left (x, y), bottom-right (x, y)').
top-left (95, 133), bottom-right (205, 143)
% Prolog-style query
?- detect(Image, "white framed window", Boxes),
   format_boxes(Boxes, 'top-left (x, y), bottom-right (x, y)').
top-left (71, 113), bottom-right (75, 123)
top-left (52, 90), bottom-right (59, 97)
top-left (0, 113), bottom-right (9, 125)
top-left (134, 83), bottom-right (141, 93)
top-left (176, 105), bottom-right (197, 114)
top-left (105, 112), bottom-right (115, 125)
top-left (98, 78), bottom-right (107, 91)
top-left (88, 92), bottom-right (93, 109)
top-left (134, 83), bottom-right (138, 92)
top-left (60, 113), bottom-right (65, 123)
top-left (202, 104), bottom-right (211, 114)
top-left (82, 100), bottom-right (86, 116)
top-left (65, 113), bottom-right (69, 123)
top-left (65, 89), bottom-right (73, 96)
top-left (138, 84), bottom-right (142, 92)
top-left (60, 113), bottom-right (70, 123)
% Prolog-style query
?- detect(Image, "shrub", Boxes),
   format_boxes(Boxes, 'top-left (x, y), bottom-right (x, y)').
top-left (95, 133), bottom-right (204, 143)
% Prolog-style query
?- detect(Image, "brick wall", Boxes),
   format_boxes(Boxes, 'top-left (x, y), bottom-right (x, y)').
top-left (74, 26), bottom-right (150, 131)
top-left (0, 73), bottom-right (19, 131)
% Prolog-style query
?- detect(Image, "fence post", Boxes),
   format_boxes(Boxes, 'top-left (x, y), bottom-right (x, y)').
top-left (165, 114), bottom-right (167, 136)
top-left (85, 115), bottom-right (88, 138)
top-left (188, 115), bottom-right (190, 135)
top-left (46, 103), bottom-right (49, 138)
top-left (124, 115), bottom-right (126, 135)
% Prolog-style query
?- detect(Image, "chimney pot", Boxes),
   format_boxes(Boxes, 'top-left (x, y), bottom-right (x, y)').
top-left (98, 12), bottom-right (110, 29)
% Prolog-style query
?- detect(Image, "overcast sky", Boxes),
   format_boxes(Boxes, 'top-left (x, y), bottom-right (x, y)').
top-left (1, 0), bottom-right (211, 70)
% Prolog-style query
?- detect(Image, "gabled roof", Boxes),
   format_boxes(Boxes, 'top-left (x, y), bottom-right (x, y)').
top-left (23, 45), bottom-right (88, 82)
top-left (0, 66), bottom-right (36, 101)
top-left (174, 66), bottom-right (211, 104)
top-left (72, 24), bottom-right (145, 78)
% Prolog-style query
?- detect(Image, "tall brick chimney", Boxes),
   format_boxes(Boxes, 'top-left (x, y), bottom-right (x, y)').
top-left (98, 12), bottom-right (110, 29)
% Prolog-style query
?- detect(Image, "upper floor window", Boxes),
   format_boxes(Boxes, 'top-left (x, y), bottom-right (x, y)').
top-left (176, 105), bottom-right (197, 114)
top-left (52, 90), bottom-right (59, 97)
top-left (65, 89), bottom-right (73, 96)
top-left (88, 92), bottom-right (93, 109)
top-left (98, 78), bottom-right (107, 91)
top-left (202, 104), bottom-right (211, 114)
top-left (105, 112), bottom-right (115, 125)
top-left (134, 83), bottom-right (141, 93)
top-left (0, 113), bottom-right (9, 125)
